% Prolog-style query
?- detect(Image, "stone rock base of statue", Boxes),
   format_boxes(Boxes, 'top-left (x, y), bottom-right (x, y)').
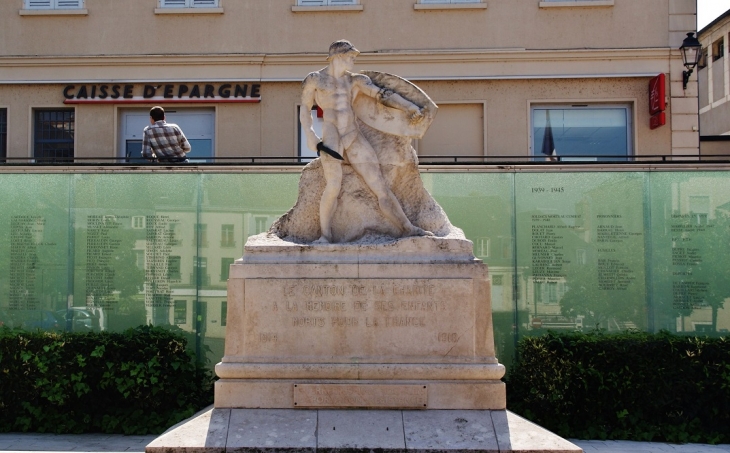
top-left (214, 233), bottom-right (506, 410)
top-left (145, 407), bottom-right (584, 453)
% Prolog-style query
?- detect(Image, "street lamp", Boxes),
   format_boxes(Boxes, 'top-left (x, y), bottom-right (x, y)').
top-left (680, 32), bottom-right (702, 90)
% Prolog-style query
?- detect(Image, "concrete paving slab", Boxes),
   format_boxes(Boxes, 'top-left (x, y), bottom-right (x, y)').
top-left (491, 410), bottom-right (582, 453)
top-left (225, 409), bottom-right (317, 453)
top-left (0, 433), bottom-right (156, 452)
top-left (146, 408), bottom-right (230, 453)
top-left (402, 410), bottom-right (499, 452)
top-left (572, 440), bottom-right (730, 453)
top-left (317, 410), bottom-right (405, 452)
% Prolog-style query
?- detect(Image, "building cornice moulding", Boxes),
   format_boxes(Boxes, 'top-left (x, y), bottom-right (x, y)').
top-left (0, 48), bottom-right (674, 84)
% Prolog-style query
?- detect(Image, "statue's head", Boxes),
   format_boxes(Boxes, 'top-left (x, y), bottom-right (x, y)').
top-left (327, 39), bottom-right (359, 61)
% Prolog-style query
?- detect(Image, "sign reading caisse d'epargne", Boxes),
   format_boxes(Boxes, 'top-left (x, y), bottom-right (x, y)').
top-left (63, 83), bottom-right (261, 104)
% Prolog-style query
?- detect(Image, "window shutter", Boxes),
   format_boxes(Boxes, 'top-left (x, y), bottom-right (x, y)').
top-left (160, 0), bottom-right (187, 7)
top-left (298, 0), bottom-right (358, 5)
top-left (26, 0), bottom-right (53, 9)
top-left (419, 0), bottom-right (481, 3)
top-left (56, 0), bottom-right (83, 7)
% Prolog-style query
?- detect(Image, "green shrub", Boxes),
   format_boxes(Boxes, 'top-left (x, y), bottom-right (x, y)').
top-left (0, 325), bottom-right (214, 434)
top-left (506, 330), bottom-right (730, 444)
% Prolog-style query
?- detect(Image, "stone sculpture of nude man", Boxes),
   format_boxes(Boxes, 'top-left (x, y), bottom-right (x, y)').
top-left (300, 39), bottom-right (432, 243)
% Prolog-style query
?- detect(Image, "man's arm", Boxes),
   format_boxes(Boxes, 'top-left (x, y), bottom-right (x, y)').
top-left (175, 126), bottom-right (192, 154)
top-left (141, 128), bottom-right (155, 160)
top-left (300, 73), bottom-right (321, 152)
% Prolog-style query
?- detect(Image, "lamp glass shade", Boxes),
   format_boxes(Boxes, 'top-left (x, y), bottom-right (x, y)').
top-left (680, 32), bottom-right (702, 69)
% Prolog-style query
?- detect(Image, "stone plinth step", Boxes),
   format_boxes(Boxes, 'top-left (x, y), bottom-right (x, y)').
top-left (146, 408), bottom-right (582, 453)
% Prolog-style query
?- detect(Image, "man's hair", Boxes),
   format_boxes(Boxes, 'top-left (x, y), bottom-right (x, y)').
top-left (150, 106), bottom-right (165, 122)
top-left (327, 39), bottom-right (359, 61)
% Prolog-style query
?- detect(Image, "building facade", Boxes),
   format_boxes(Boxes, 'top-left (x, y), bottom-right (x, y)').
top-left (0, 0), bottom-right (698, 162)
top-left (698, 7), bottom-right (730, 156)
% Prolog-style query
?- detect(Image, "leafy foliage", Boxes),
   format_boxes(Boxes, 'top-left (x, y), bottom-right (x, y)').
top-left (0, 325), bottom-right (214, 434)
top-left (507, 330), bottom-right (730, 444)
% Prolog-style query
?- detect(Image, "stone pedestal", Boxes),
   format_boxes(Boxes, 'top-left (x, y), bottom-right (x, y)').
top-left (214, 234), bottom-right (506, 410)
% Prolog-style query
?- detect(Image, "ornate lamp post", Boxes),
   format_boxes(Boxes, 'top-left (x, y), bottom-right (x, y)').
top-left (680, 32), bottom-right (702, 90)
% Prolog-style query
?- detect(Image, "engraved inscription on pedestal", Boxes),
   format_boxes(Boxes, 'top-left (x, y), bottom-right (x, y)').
top-left (293, 384), bottom-right (428, 408)
top-left (243, 278), bottom-right (475, 361)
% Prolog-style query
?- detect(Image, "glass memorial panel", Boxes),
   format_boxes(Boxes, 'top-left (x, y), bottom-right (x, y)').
top-left (3, 168), bottom-right (727, 371)
top-left (0, 174), bottom-right (71, 331)
top-left (515, 172), bottom-right (647, 340)
top-left (71, 173), bottom-right (199, 339)
top-left (197, 172), bottom-right (300, 366)
top-left (648, 172), bottom-right (730, 335)
top-left (425, 172), bottom-right (516, 367)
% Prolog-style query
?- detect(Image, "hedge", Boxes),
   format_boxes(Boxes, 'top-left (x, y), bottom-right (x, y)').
top-left (506, 330), bottom-right (730, 444)
top-left (0, 325), bottom-right (214, 434)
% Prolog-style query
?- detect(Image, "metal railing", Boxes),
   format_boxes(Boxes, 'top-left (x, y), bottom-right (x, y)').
top-left (1, 154), bottom-right (730, 166)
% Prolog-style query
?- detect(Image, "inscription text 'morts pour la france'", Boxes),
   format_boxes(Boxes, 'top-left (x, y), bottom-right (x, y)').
top-left (243, 278), bottom-right (475, 359)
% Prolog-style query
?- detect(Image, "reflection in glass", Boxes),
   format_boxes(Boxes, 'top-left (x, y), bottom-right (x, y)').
top-left (2, 171), bottom-right (729, 373)
top-left (532, 105), bottom-right (631, 161)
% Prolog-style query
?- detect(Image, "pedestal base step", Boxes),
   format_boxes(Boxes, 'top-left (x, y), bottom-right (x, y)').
top-left (214, 379), bottom-right (506, 410)
top-left (145, 407), bottom-right (583, 453)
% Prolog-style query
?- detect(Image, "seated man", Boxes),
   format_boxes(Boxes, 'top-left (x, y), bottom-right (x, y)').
top-left (141, 106), bottom-right (191, 163)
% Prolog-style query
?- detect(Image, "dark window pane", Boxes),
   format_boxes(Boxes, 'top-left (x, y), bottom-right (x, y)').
top-left (0, 109), bottom-right (6, 160)
top-left (34, 109), bottom-right (74, 163)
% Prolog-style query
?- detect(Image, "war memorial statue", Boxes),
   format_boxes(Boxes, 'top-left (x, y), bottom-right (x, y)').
top-left (269, 40), bottom-right (462, 244)
top-left (147, 41), bottom-right (581, 453)
top-left (214, 40), bottom-right (505, 411)
top-left (299, 40), bottom-right (432, 243)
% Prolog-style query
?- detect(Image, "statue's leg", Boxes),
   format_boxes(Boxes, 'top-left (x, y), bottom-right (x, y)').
top-left (317, 156), bottom-right (343, 243)
top-left (347, 137), bottom-right (431, 237)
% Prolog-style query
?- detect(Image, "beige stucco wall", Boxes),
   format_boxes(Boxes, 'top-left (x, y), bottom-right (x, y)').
top-left (0, 76), bottom-right (671, 159)
top-left (1, 0), bottom-right (673, 57)
top-left (0, 0), bottom-right (697, 158)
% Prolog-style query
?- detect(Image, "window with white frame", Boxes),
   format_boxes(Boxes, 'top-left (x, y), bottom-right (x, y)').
top-left (159, 0), bottom-right (219, 7)
top-left (532, 104), bottom-right (632, 162)
top-left (25, 0), bottom-right (83, 9)
top-left (419, 0), bottom-right (481, 3)
top-left (476, 238), bottom-right (490, 258)
top-left (297, 0), bottom-right (357, 5)
top-left (540, 0), bottom-right (614, 6)
top-left (132, 216), bottom-right (146, 229)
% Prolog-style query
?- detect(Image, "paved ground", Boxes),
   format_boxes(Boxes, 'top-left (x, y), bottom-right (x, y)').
top-left (574, 440), bottom-right (730, 453)
top-left (0, 433), bottom-right (729, 452)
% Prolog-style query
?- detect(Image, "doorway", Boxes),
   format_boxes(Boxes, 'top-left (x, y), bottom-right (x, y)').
top-left (120, 108), bottom-right (215, 162)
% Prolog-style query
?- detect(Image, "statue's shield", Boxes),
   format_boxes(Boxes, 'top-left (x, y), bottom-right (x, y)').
top-left (353, 71), bottom-right (438, 139)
